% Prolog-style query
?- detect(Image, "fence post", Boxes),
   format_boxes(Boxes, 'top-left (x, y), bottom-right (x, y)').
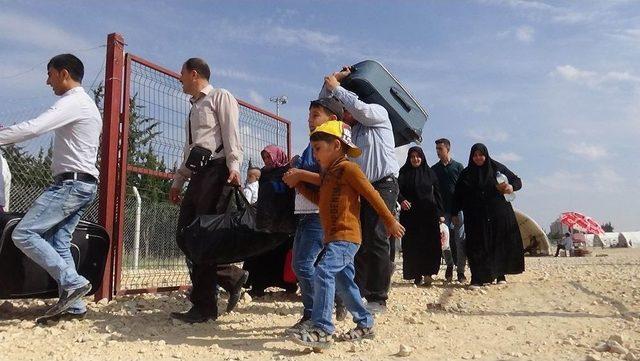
top-left (95, 32), bottom-right (125, 301)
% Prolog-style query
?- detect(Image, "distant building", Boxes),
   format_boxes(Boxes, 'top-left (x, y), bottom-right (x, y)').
top-left (549, 219), bottom-right (570, 237)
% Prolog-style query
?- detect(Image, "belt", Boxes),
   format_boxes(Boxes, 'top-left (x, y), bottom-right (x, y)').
top-left (372, 175), bottom-right (396, 186)
top-left (54, 172), bottom-right (97, 183)
top-left (204, 157), bottom-right (226, 168)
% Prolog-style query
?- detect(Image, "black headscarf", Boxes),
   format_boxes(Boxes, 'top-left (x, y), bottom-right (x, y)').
top-left (400, 146), bottom-right (437, 200)
top-left (466, 143), bottom-right (498, 189)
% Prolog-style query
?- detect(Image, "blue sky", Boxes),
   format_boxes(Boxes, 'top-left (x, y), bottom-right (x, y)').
top-left (1, 0), bottom-right (639, 231)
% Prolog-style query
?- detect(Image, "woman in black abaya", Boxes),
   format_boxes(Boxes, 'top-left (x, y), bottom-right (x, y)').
top-left (398, 146), bottom-right (444, 286)
top-left (452, 143), bottom-right (524, 289)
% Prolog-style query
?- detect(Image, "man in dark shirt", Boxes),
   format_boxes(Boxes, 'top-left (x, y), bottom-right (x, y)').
top-left (431, 138), bottom-right (467, 283)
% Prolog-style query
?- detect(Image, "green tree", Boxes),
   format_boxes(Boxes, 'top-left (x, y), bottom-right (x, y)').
top-left (93, 83), bottom-right (170, 202)
top-left (601, 222), bottom-right (614, 232)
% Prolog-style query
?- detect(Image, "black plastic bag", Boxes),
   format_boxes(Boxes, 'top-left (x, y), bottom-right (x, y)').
top-left (255, 165), bottom-right (296, 234)
top-left (182, 186), bottom-right (289, 265)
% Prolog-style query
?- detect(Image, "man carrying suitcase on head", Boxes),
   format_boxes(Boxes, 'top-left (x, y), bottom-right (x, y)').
top-left (169, 58), bottom-right (248, 323)
top-left (0, 54), bottom-right (101, 321)
top-left (319, 67), bottom-right (400, 314)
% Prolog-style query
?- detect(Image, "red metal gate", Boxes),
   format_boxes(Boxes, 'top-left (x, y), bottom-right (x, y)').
top-left (96, 33), bottom-right (290, 299)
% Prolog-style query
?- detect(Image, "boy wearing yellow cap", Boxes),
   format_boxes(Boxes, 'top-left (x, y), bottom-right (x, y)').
top-left (289, 121), bottom-right (405, 349)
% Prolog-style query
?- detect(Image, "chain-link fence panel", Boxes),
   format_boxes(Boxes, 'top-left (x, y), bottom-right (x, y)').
top-left (117, 56), bottom-right (289, 292)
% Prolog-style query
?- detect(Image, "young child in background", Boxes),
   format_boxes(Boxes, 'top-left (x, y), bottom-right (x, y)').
top-left (243, 166), bottom-right (261, 205)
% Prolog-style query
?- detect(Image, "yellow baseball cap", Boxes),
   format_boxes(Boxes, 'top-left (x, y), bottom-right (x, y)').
top-left (310, 120), bottom-right (362, 158)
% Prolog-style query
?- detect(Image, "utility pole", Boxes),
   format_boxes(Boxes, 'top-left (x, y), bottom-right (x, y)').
top-left (269, 95), bottom-right (287, 116)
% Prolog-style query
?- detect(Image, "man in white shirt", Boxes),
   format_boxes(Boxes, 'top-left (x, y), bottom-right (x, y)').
top-left (555, 233), bottom-right (573, 257)
top-left (0, 54), bottom-right (101, 321)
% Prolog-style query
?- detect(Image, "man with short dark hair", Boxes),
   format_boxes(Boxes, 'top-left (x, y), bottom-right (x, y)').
top-left (431, 138), bottom-right (467, 283)
top-left (169, 58), bottom-right (247, 323)
top-left (0, 53), bottom-right (101, 321)
top-left (555, 233), bottom-right (572, 257)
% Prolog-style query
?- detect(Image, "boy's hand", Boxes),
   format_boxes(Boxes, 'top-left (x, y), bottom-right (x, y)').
top-left (387, 220), bottom-right (406, 239)
top-left (324, 74), bottom-right (340, 92)
top-left (400, 200), bottom-right (411, 211)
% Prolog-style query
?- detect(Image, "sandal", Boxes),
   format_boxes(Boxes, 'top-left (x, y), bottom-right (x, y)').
top-left (337, 326), bottom-right (375, 342)
top-left (289, 327), bottom-right (333, 349)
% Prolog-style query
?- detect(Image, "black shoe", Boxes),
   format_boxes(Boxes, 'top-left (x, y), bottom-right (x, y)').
top-left (445, 266), bottom-right (454, 282)
top-left (248, 288), bottom-right (266, 298)
top-left (227, 271), bottom-right (249, 313)
top-left (335, 304), bottom-right (348, 321)
top-left (45, 283), bottom-right (92, 317)
top-left (457, 273), bottom-right (468, 283)
top-left (170, 307), bottom-right (215, 323)
top-left (284, 284), bottom-right (299, 294)
top-left (413, 276), bottom-right (423, 286)
top-left (36, 311), bottom-right (87, 325)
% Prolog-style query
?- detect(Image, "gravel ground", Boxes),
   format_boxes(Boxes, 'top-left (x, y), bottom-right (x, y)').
top-left (0, 248), bottom-right (638, 361)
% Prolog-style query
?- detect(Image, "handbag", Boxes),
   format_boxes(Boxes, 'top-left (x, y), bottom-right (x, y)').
top-left (185, 145), bottom-right (212, 173)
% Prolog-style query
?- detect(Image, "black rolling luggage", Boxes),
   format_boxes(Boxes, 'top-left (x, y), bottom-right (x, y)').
top-left (0, 213), bottom-right (110, 299)
top-left (342, 60), bottom-right (429, 147)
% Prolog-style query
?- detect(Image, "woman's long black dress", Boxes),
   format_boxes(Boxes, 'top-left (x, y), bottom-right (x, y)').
top-left (398, 147), bottom-right (444, 280)
top-left (243, 165), bottom-right (297, 295)
top-left (453, 143), bottom-right (524, 285)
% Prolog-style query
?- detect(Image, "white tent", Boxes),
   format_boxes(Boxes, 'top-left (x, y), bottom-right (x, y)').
top-left (617, 232), bottom-right (640, 248)
top-left (593, 232), bottom-right (619, 248)
top-left (583, 234), bottom-right (595, 247)
top-left (514, 209), bottom-right (551, 255)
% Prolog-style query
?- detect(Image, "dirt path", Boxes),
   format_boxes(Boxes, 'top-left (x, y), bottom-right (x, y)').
top-left (1, 248), bottom-right (638, 361)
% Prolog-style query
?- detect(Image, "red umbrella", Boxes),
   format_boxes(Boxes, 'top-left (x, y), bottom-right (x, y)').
top-left (559, 212), bottom-right (605, 235)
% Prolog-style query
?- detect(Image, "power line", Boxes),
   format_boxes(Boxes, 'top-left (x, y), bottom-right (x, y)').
top-left (0, 44), bottom-right (107, 80)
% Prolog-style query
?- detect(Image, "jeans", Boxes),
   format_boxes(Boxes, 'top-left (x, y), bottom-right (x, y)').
top-left (292, 213), bottom-right (324, 319)
top-left (444, 212), bottom-right (466, 274)
top-left (312, 241), bottom-right (373, 334)
top-left (12, 179), bottom-right (97, 314)
top-left (355, 176), bottom-right (398, 303)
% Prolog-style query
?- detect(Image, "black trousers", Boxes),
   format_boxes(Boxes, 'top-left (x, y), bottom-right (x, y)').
top-left (554, 244), bottom-right (566, 257)
top-left (354, 176), bottom-right (399, 303)
top-left (175, 162), bottom-right (246, 318)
